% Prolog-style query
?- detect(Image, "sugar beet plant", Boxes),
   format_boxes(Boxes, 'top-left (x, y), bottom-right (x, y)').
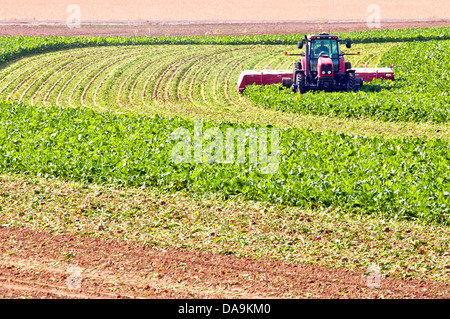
top-left (0, 102), bottom-right (448, 224)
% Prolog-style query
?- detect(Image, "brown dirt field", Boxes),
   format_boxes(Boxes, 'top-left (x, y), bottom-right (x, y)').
top-left (0, 20), bottom-right (448, 37)
top-left (1, 227), bottom-right (449, 299)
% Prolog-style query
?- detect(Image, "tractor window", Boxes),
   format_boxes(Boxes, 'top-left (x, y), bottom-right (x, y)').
top-left (310, 39), bottom-right (338, 58)
top-left (309, 39), bottom-right (340, 72)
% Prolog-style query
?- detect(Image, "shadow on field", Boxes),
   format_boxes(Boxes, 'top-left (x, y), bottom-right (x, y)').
top-left (359, 82), bottom-right (403, 92)
top-left (353, 36), bottom-right (450, 44)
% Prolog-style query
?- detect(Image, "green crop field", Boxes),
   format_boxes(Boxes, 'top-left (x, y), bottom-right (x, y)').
top-left (0, 43), bottom-right (390, 117)
top-left (0, 27), bottom-right (449, 282)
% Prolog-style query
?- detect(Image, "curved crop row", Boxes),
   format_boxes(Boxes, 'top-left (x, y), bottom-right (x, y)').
top-left (0, 32), bottom-right (449, 226)
top-left (0, 45), bottom-right (274, 115)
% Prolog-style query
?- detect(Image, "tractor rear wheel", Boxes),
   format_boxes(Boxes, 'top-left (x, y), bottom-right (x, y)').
top-left (347, 72), bottom-right (356, 92)
top-left (295, 72), bottom-right (306, 93)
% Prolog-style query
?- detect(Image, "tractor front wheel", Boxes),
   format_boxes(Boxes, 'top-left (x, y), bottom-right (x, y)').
top-left (295, 72), bottom-right (306, 94)
top-left (345, 62), bottom-right (352, 71)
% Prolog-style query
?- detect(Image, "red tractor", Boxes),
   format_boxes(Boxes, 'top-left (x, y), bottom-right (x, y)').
top-left (287, 33), bottom-right (361, 92)
top-left (237, 33), bottom-right (394, 93)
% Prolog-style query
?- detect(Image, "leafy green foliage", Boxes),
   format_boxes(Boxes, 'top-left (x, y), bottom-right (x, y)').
top-left (0, 101), bottom-right (448, 224)
top-left (244, 40), bottom-right (450, 123)
top-left (336, 27), bottom-right (450, 43)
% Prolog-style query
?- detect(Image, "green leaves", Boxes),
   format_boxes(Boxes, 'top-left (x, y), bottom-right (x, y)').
top-left (0, 101), bottom-right (448, 224)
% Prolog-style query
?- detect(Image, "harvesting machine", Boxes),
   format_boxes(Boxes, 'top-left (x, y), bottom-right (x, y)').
top-left (237, 33), bottom-right (394, 93)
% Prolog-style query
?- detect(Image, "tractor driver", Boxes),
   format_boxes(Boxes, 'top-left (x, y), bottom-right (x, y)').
top-left (315, 41), bottom-right (330, 57)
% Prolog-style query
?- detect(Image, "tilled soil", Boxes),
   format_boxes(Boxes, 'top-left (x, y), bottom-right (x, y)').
top-left (0, 20), bottom-right (449, 37)
top-left (0, 227), bottom-right (448, 299)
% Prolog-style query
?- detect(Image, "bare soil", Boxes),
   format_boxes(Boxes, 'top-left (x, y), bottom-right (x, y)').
top-left (0, 20), bottom-right (449, 37)
top-left (1, 227), bottom-right (448, 299)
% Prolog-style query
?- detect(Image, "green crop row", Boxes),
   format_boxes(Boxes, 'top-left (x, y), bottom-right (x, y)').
top-left (244, 40), bottom-right (450, 123)
top-left (0, 101), bottom-right (448, 224)
top-left (1, 27), bottom-right (449, 64)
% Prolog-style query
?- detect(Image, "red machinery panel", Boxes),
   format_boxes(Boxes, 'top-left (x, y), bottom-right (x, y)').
top-left (354, 67), bottom-right (395, 82)
top-left (237, 67), bottom-right (394, 92)
top-left (237, 70), bottom-right (293, 93)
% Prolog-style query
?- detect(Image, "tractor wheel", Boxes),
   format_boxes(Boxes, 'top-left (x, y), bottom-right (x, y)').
top-left (345, 62), bottom-right (352, 71)
top-left (295, 72), bottom-right (306, 94)
top-left (347, 72), bottom-right (356, 92)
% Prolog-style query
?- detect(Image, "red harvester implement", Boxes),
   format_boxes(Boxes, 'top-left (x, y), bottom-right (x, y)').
top-left (237, 33), bottom-right (394, 93)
